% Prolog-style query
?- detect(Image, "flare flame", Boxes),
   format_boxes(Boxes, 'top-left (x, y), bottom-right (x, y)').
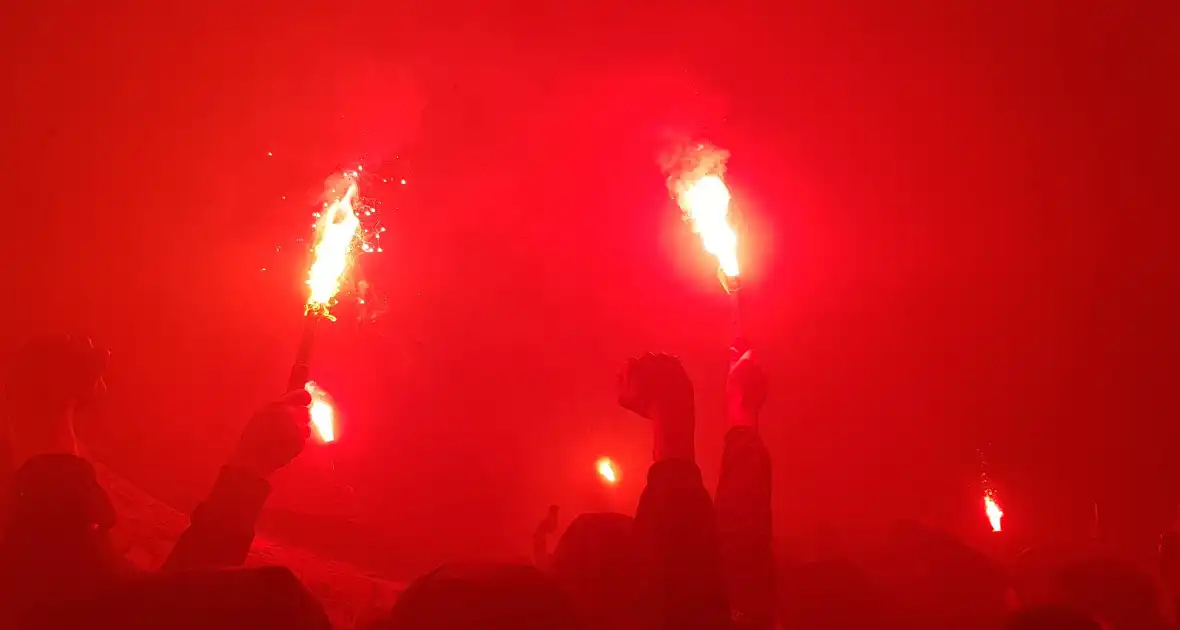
top-left (596, 457), bottom-right (618, 484)
top-left (305, 176), bottom-right (362, 319)
top-left (984, 489), bottom-right (1004, 532)
top-left (666, 144), bottom-right (740, 279)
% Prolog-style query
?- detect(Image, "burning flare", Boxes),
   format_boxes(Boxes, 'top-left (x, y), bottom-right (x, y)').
top-left (666, 144), bottom-right (740, 280)
top-left (305, 381), bottom-right (337, 443)
top-left (306, 176), bottom-right (362, 319)
top-left (984, 489), bottom-right (1004, 532)
top-left (596, 457), bottom-right (618, 484)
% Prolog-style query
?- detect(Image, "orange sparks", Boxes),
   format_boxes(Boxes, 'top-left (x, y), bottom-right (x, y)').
top-left (306, 175), bottom-right (362, 319)
top-left (596, 457), bottom-right (619, 484)
top-left (305, 381), bottom-right (336, 443)
top-left (984, 489), bottom-right (1004, 532)
top-left (667, 144), bottom-right (739, 280)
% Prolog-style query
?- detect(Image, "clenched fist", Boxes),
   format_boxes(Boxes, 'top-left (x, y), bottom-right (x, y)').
top-left (726, 349), bottom-right (767, 428)
top-left (230, 389), bottom-right (313, 478)
top-left (617, 353), bottom-right (695, 462)
top-left (617, 353), bottom-right (694, 420)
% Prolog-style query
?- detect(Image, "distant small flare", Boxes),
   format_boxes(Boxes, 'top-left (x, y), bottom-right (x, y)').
top-left (596, 457), bottom-right (618, 484)
top-left (304, 381), bottom-right (337, 443)
top-left (984, 489), bottom-right (1003, 532)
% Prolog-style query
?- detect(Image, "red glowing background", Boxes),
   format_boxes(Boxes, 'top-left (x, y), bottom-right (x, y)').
top-left (3, 3), bottom-right (1176, 575)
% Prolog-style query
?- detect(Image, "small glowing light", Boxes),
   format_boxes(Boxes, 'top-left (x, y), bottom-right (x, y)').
top-left (267, 152), bottom-right (273, 156)
top-left (400, 179), bottom-right (407, 185)
top-left (304, 381), bottom-right (336, 443)
top-left (596, 457), bottom-right (618, 485)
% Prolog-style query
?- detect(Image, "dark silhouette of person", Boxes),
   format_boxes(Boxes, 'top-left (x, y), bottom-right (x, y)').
top-left (618, 352), bottom-right (730, 630)
top-left (1005, 604), bottom-right (1103, 630)
top-left (715, 349), bottom-right (774, 630)
top-left (873, 520), bottom-right (1008, 630)
top-left (0, 335), bottom-right (125, 621)
top-left (533, 504), bottom-right (560, 569)
top-left (0, 335), bottom-right (321, 625)
top-left (778, 559), bottom-right (895, 630)
top-left (369, 562), bottom-right (580, 630)
top-left (164, 388), bottom-right (315, 570)
top-left (551, 511), bottom-right (640, 630)
top-left (1055, 558), bottom-right (1167, 630)
top-left (36, 565), bottom-right (331, 630)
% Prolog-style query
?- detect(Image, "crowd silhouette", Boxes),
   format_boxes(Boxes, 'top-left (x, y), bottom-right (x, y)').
top-left (1, 334), bottom-right (1176, 630)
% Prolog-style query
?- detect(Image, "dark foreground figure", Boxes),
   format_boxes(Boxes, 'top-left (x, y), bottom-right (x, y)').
top-left (1, 335), bottom-right (1174, 630)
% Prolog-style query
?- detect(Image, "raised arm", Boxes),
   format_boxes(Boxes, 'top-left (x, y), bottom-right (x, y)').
top-left (619, 353), bottom-right (729, 630)
top-left (0, 336), bottom-right (130, 620)
top-left (715, 350), bottom-right (774, 630)
top-left (3, 335), bottom-right (108, 472)
top-left (163, 389), bottom-right (311, 571)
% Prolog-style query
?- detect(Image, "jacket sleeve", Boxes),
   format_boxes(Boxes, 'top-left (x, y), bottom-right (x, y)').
top-left (715, 427), bottom-right (774, 630)
top-left (162, 465), bottom-right (271, 571)
top-left (634, 458), bottom-right (730, 630)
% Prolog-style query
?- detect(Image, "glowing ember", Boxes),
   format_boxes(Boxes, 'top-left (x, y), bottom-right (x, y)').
top-left (984, 489), bottom-right (1004, 532)
top-left (666, 144), bottom-right (740, 279)
top-left (305, 381), bottom-right (336, 443)
top-left (305, 175), bottom-right (362, 319)
top-left (596, 457), bottom-right (618, 484)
